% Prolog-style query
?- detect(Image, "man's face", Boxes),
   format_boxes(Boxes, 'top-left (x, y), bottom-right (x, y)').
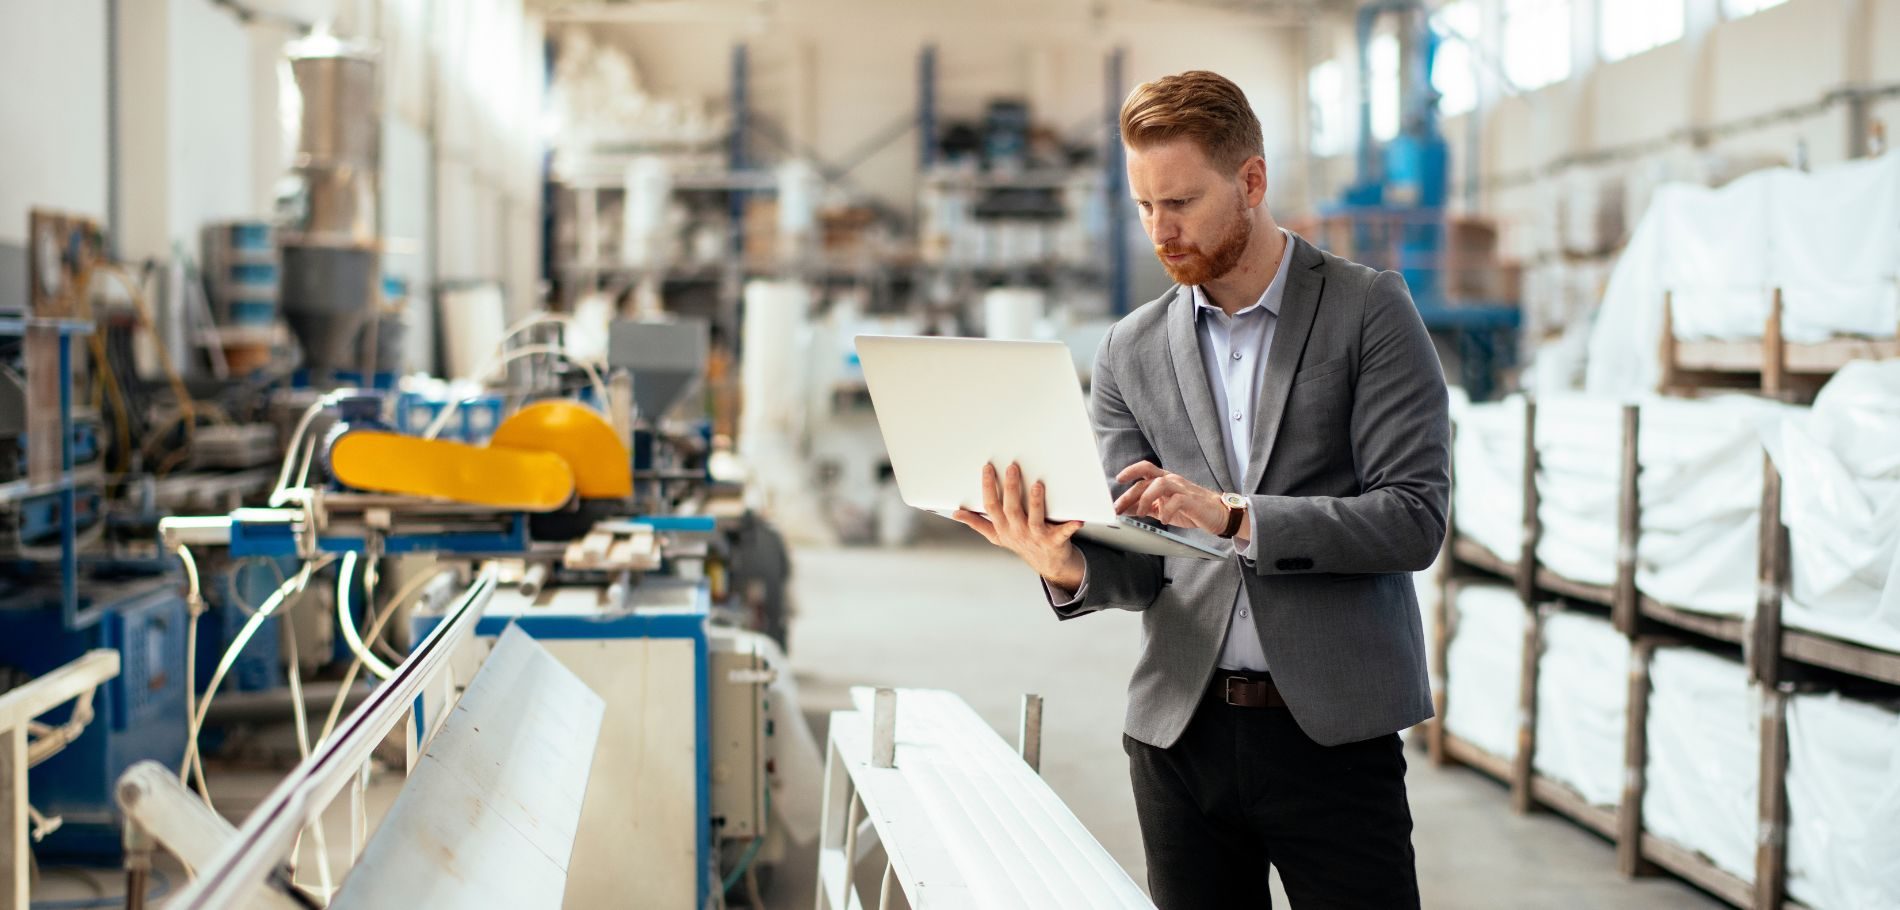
top-left (1126, 139), bottom-right (1253, 286)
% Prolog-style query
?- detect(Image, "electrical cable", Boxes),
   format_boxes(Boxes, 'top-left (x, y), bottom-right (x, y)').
top-left (281, 609), bottom-right (336, 902)
top-left (180, 554), bottom-right (334, 806)
top-left (95, 263), bottom-right (204, 430)
top-left (422, 343), bottom-right (610, 440)
top-left (270, 399), bottom-right (326, 507)
top-left (316, 565), bottom-right (452, 746)
top-left (222, 556), bottom-right (289, 617)
top-left (720, 786), bottom-right (773, 900)
top-left (175, 544), bottom-right (214, 802)
top-left (334, 552), bottom-right (396, 680)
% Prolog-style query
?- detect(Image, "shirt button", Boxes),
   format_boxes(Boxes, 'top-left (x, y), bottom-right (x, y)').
top-left (1232, 351), bottom-right (1242, 360)
top-left (1240, 610), bottom-right (1250, 619)
top-left (1231, 410), bottom-right (1242, 421)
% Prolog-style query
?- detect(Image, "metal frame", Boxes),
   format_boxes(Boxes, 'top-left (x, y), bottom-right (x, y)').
top-left (3, 317), bottom-right (97, 629)
top-left (159, 567), bottom-right (497, 908)
top-left (0, 650), bottom-right (122, 910)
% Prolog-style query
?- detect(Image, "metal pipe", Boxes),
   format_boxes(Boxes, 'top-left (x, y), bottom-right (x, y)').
top-left (518, 562), bottom-right (551, 599)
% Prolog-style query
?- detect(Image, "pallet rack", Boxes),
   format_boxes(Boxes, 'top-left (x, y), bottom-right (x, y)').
top-left (1431, 302), bottom-right (1899, 907)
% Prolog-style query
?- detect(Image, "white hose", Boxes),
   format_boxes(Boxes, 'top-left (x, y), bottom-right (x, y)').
top-left (270, 400), bottom-right (326, 507)
top-left (180, 554), bottom-right (335, 808)
top-left (176, 545), bottom-right (213, 800)
top-left (335, 552), bottom-right (396, 680)
top-left (423, 343), bottom-right (611, 440)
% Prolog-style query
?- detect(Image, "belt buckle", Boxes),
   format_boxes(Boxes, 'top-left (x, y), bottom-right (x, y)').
top-left (1223, 676), bottom-right (1243, 705)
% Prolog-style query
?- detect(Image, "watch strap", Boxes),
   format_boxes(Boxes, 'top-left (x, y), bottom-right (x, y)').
top-left (1218, 496), bottom-right (1245, 539)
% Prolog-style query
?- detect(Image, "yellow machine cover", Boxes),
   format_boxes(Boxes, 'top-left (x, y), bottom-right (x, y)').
top-left (490, 400), bottom-right (633, 499)
top-left (330, 432), bottom-right (577, 511)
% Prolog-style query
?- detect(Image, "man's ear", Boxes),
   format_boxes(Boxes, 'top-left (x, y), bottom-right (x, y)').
top-left (1240, 156), bottom-right (1268, 207)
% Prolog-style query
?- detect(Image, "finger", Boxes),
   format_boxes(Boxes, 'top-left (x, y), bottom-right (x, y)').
top-left (1003, 463), bottom-right (1027, 530)
top-left (948, 510), bottom-right (1000, 544)
top-left (1053, 520), bottom-right (1086, 543)
top-left (1152, 493), bottom-right (1181, 525)
top-left (1113, 478), bottom-right (1149, 514)
top-left (981, 462), bottom-right (1003, 517)
top-left (1116, 461), bottom-right (1165, 485)
top-left (1138, 476), bottom-right (1180, 517)
top-left (1028, 480), bottom-right (1049, 527)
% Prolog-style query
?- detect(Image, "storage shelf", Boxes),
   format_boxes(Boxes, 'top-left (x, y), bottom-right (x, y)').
top-left (1528, 776), bottom-right (1618, 841)
top-left (1672, 335), bottom-right (1900, 375)
top-left (1638, 835), bottom-right (1757, 909)
top-left (1638, 596), bottom-right (1746, 646)
top-left (1440, 733), bottom-right (1513, 786)
top-left (1778, 629), bottom-right (1900, 687)
top-left (1450, 536), bottom-right (1516, 582)
top-left (1534, 567), bottom-right (1614, 608)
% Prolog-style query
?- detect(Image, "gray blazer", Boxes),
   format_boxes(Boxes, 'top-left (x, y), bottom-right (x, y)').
top-left (1054, 231), bottom-right (1450, 749)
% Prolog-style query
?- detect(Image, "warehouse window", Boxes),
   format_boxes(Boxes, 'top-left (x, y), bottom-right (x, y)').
top-left (1722, 0), bottom-right (1788, 18)
top-left (1431, 0), bottom-right (1480, 117)
top-left (1370, 32), bottom-right (1400, 141)
top-left (1601, 0), bottom-right (1683, 61)
top-left (1308, 58), bottom-right (1350, 157)
top-left (1502, 0), bottom-right (1570, 91)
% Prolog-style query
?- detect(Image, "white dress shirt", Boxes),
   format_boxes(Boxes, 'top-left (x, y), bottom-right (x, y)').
top-left (1052, 229), bottom-right (1293, 672)
top-left (1195, 229), bottom-right (1291, 671)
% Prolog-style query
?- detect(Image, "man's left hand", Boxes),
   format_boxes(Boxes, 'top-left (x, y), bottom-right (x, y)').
top-left (1113, 461), bottom-right (1234, 537)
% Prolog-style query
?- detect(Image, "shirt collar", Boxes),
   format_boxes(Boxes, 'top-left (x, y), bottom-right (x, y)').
top-left (1192, 228), bottom-right (1293, 320)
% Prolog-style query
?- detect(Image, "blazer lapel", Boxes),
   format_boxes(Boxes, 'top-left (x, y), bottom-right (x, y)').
top-left (1165, 285), bottom-right (1238, 492)
top-left (1244, 233), bottom-right (1326, 494)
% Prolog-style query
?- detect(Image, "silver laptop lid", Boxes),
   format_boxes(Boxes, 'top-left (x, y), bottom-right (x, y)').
top-left (854, 334), bottom-right (1120, 524)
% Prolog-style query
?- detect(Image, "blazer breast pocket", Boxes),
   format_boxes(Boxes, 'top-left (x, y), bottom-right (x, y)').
top-left (1293, 354), bottom-right (1351, 385)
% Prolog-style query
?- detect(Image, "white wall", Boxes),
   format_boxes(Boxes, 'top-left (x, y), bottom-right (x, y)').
top-left (0, 0), bottom-right (545, 371)
top-left (579, 0), bottom-right (1307, 213)
top-left (167, 0), bottom-right (259, 244)
top-left (0, 0), bottom-right (110, 245)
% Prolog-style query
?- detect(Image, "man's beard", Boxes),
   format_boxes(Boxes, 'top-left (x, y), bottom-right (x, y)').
top-left (1154, 200), bottom-right (1252, 286)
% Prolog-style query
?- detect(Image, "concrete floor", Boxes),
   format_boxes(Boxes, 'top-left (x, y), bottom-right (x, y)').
top-left (772, 525), bottom-right (1724, 909)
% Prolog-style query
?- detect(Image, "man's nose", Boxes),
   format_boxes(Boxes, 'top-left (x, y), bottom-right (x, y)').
top-left (1149, 212), bottom-right (1179, 246)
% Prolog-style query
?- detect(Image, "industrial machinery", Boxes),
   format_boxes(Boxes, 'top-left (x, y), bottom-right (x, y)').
top-left (0, 210), bottom-right (200, 869)
top-left (148, 310), bottom-right (809, 906)
top-left (5, 28), bottom-right (798, 906)
top-left (1304, 0), bottom-right (1523, 399)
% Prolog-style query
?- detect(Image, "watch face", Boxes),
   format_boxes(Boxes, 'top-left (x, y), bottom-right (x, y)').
top-left (1222, 493), bottom-right (1246, 509)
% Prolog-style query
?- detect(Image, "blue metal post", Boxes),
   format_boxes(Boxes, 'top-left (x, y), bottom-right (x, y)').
top-left (729, 43), bottom-right (749, 260)
top-left (1105, 47), bottom-right (1130, 315)
top-left (918, 45), bottom-right (937, 169)
top-left (59, 332), bottom-right (78, 626)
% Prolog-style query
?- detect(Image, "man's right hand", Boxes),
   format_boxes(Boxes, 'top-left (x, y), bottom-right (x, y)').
top-left (949, 462), bottom-right (1086, 591)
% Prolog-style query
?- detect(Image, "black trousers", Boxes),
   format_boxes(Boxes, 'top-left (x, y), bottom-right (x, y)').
top-left (1124, 684), bottom-right (1420, 909)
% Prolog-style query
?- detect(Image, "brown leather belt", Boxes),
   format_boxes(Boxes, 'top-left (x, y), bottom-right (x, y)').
top-left (1211, 672), bottom-right (1287, 709)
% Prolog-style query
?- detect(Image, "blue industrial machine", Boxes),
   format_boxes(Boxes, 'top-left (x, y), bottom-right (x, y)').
top-left (1319, 0), bottom-right (1521, 399)
top-left (0, 269), bottom-right (193, 862)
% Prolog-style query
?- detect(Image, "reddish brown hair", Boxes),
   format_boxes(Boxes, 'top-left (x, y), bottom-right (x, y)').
top-left (1118, 70), bottom-right (1264, 173)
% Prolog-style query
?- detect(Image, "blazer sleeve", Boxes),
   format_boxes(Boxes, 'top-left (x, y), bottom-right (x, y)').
top-left (1045, 322), bottom-right (1167, 619)
top-left (1245, 270), bottom-right (1451, 576)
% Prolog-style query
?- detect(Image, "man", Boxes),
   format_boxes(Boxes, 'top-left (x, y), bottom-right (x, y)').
top-left (949, 70), bottom-right (1449, 908)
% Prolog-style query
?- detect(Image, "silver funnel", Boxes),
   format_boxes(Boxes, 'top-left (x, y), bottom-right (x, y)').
top-left (608, 319), bottom-right (710, 422)
top-left (279, 39), bottom-right (381, 374)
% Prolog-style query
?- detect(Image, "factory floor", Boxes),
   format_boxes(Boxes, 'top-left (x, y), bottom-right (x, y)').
top-left (769, 522), bottom-right (1725, 910)
top-left (27, 526), bottom-right (1729, 909)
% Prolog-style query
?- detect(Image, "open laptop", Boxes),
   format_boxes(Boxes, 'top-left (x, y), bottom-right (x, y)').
top-left (855, 334), bottom-right (1228, 561)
